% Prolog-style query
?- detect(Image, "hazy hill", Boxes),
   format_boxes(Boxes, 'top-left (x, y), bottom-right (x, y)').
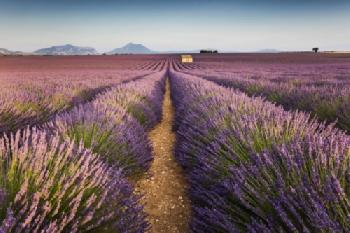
top-left (108, 43), bottom-right (154, 54)
top-left (34, 44), bottom-right (99, 55)
top-left (0, 48), bottom-right (25, 55)
top-left (256, 49), bottom-right (280, 53)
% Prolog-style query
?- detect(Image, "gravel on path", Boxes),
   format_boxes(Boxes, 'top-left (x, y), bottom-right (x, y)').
top-left (135, 78), bottom-right (191, 233)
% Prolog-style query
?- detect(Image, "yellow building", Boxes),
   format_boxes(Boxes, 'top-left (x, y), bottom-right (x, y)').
top-left (181, 55), bottom-right (193, 63)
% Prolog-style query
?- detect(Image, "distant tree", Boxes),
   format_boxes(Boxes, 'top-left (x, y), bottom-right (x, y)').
top-left (200, 49), bottom-right (219, 54)
top-left (312, 47), bottom-right (319, 53)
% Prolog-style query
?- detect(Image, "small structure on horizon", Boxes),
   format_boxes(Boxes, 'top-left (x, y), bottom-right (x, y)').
top-left (181, 55), bottom-right (193, 63)
top-left (312, 47), bottom-right (319, 53)
top-left (200, 49), bottom-right (218, 54)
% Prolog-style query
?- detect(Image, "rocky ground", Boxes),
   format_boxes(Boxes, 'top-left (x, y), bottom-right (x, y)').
top-left (135, 79), bottom-right (191, 233)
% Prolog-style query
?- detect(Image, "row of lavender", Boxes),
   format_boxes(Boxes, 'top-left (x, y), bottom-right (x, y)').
top-left (0, 69), bottom-right (156, 134)
top-left (170, 69), bottom-right (350, 232)
top-left (0, 70), bottom-right (166, 232)
top-left (174, 62), bottom-right (350, 132)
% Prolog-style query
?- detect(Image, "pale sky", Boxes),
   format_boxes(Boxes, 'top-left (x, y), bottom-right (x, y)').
top-left (0, 0), bottom-right (349, 52)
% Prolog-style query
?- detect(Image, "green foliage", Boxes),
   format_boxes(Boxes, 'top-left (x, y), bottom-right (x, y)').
top-left (65, 124), bottom-right (138, 174)
top-left (127, 104), bottom-right (148, 126)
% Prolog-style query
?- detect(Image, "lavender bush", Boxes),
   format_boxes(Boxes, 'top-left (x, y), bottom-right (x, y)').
top-left (97, 70), bottom-right (166, 130)
top-left (170, 69), bottom-right (350, 232)
top-left (44, 71), bottom-right (166, 175)
top-left (46, 102), bottom-right (152, 176)
top-left (0, 129), bottom-right (148, 233)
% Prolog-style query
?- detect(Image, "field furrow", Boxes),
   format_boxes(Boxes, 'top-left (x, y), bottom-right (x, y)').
top-left (135, 78), bottom-right (191, 233)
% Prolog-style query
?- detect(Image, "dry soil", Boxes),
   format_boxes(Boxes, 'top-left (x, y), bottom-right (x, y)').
top-left (135, 79), bottom-right (191, 233)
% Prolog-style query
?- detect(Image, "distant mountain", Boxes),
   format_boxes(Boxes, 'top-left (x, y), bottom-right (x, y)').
top-left (34, 44), bottom-right (99, 55)
top-left (108, 43), bottom-right (154, 54)
top-left (256, 49), bottom-right (280, 53)
top-left (0, 48), bottom-right (25, 55)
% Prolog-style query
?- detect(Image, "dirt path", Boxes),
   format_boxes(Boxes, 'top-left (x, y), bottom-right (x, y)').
top-left (135, 78), bottom-right (191, 233)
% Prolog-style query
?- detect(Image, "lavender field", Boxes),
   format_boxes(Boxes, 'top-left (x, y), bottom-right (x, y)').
top-left (0, 53), bottom-right (350, 232)
top-left (172, 53), bottom-right (350, 232)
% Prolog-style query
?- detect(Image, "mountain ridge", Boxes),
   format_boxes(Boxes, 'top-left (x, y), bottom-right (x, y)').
top-left (108, 43), bottom-right (154, 54)
top-left (34, 44), bottom-right (99, 55)
top-left (0, 48), bottom-right (26, 55)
